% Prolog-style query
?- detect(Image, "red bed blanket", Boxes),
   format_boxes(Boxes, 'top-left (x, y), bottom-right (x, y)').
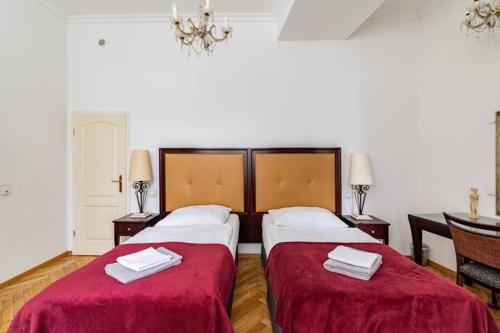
top-left (9, 242), bottom-right (237, 333)
top-left (266, 242), bottom-right (499, 333)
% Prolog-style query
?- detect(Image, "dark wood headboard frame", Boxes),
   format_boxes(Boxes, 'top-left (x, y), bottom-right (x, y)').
top-left (158, 148), bottom-right (342, 243)
top-left (248, 148), bottom-right (342, 241)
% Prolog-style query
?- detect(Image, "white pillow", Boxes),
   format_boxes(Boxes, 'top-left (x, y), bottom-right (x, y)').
top-left (156, 205), bottom-right (232, 226)
top-left (268, 206), bottom-right (347, 228)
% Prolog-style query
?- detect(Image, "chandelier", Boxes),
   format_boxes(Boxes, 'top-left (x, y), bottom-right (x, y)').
top-left (171, 0), bottom-right (233, 56)
top-left (462, 0), bottom-right (500, 37)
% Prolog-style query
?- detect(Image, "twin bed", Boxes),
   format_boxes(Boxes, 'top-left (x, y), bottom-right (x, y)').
top-left (9, 149), bottom-right (246, 333)
top-left (254, 149), bottom-right (498, 333)
top-left (9, 148), bottom-right (499, 333)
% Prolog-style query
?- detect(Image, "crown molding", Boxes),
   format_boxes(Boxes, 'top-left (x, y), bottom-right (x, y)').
top-left (38, 0), bottom-right (68, 23)
top-left (68, 12), bottom-right (276, 25)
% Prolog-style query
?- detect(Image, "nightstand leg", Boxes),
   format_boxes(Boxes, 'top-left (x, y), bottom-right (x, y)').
top-left (114, 234), bottom-right (119, 246)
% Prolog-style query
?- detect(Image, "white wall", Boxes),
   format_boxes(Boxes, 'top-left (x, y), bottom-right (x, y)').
top-left (0, 0), bottom-right (67, 282)
top-left (67, 16), bottom-right (420, 254)
top-left (417, 0), bottom-right (500, 270)
top-left (1, 0), bottom-right (496, 282)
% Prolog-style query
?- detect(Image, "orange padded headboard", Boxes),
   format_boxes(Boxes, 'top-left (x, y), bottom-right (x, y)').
top-left (252, 149), bottom-right (341, 214)
top-left (159, 149), bottom-right (248, 213)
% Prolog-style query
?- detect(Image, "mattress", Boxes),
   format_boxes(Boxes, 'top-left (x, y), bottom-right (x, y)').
top-left (262, 214), bottom-right (379, 257)
top-left (126, 214), bottom-right (240, 259)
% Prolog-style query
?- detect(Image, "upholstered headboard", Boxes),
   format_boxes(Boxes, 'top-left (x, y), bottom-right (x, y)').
top-left (159, 149), bottom-right (249, 214)
top-left (251, 148), bottom-right (342, 215)
top-left (157, 147), bottom-right (341, 243)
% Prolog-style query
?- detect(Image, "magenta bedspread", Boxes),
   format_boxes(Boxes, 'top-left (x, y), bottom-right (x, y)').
top-left (9, 242), bottom-right (237, 333)
top-left (266, 242), bottom-right (499, 333)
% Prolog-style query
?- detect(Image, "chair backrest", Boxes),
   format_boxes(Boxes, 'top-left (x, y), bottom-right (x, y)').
top-left (444, 213), bottom-right (500, 269)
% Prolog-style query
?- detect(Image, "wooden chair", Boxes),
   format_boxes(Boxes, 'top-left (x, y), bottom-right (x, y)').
top-left (444, 212), bottom-right (500, 308)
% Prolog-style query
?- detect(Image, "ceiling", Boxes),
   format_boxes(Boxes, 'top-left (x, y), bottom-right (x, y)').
top-left (51, 0), bottom-right (276, 15)
top-left (51, 0), bottom-right (429, 16)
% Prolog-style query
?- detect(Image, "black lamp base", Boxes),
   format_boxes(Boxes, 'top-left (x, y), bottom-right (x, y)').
top-left (133, 181), bottom-right (150, 213)
top-left (352, 184), bottom-right (370, 216)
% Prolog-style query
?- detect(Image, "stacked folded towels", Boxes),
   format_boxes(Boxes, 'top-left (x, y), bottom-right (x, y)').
top-left (323, 245), bottom-right (382, 281)
top-left (105, 247), bottom-right (182, 284)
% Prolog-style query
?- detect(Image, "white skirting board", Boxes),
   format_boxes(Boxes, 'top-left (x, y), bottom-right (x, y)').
top-left (238, 243), bottom-right (261, 254)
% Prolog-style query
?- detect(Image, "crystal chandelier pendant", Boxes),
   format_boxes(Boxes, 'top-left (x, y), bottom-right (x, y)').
top-left (171, 0), bottom-right (233, 56)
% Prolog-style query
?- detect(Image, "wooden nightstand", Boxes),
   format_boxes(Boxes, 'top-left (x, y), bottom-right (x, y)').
top-left (112, 213), bottom-right (161, 246)
top-left (342, 215), bottom-right (390, 245)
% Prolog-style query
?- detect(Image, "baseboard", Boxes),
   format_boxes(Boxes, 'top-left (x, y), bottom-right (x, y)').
top-left (238, 243), bottom-right (261, 254)
top-left (0, 251), bottom-right (72, 289)
top-left (427, 259), bottom-right (456, 277)
top-left (405, 255), bottom-right (457, 275)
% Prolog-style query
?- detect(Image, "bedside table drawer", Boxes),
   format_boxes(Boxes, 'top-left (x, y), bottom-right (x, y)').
top-left (116, 223), bottom-right (146, 236)
top-left (357, 224), bottom-right (386, 239)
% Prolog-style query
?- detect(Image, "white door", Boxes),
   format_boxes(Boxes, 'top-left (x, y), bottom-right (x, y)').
top-left (73, 113), bottom-right (127, 255)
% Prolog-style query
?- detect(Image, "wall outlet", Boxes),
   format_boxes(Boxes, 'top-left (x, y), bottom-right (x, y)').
top-left (0, 185), bottom-right (11, 196)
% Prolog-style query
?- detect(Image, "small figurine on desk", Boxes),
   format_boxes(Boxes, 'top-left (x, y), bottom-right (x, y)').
top-left (469, 187), bottom-right (479, 219)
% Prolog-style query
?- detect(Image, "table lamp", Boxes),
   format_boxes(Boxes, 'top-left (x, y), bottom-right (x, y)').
top-left (129, 149), bottom-right (153, 217)
top-left (349, 153), bottom-right (374, 220)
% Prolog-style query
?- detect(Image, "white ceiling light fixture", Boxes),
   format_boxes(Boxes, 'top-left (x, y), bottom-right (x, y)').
top-left (462, 0), bottom-right (500, 38)
top-left (171, 0), bottom-right (233, 56)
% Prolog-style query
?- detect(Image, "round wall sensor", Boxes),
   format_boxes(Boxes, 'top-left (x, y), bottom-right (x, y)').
top-left (99, 39), bottom-right (106, 46)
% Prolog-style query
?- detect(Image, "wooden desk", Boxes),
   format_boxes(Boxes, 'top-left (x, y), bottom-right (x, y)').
top-left (408, 213), bottom-right (500, 265)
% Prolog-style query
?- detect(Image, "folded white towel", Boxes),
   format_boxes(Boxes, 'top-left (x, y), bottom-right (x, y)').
top-left (117, 247), bottom-right (173, 272)
top-left (106, 248), bottom-right (182, 284)
top-left (328, 246), bottom-right (381, 269)
top-left (323, 257), bottom-right (382, 281)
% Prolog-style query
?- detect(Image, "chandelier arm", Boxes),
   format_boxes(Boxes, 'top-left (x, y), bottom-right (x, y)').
top-left (208, 30), bottom-right (230, 42)
top-left (475, 11), bottom-right (490, 19)
top-left (207, 24), bottom-right (216, 34)
top-left (175, 24), bottom-right (195, 37)
top-left (179, 36), bottom-right (195, 46)
top-left (187, 18), bottom-right (197, 30)
top-left (467, 20), bottom-right (488, 29)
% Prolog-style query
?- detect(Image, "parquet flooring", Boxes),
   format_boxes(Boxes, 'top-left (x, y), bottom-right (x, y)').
top-left (0, 253), bottom-right (498, 333)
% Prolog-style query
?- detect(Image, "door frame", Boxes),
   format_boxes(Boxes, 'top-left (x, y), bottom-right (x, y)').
top-left (69, 111), bottom-right (130, 251)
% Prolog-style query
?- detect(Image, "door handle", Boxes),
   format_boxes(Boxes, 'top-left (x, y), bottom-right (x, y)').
top-left (111, 175), bottom-right (123, 193)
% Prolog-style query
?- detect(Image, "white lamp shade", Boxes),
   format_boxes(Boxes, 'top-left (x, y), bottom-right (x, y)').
top-left (129, 150), bottom-right (153, 182)
top-left (349, 153), bottom-right (373, 185)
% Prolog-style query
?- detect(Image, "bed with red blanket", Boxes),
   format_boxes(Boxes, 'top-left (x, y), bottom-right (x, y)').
top-left (9, 242), bottom-right (237, 333)
top-left (263, 241), bottom-right (499, 333)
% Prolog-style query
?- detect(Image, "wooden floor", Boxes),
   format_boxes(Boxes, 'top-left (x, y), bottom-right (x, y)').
top-left (0, 254), bottom-right (498, 332)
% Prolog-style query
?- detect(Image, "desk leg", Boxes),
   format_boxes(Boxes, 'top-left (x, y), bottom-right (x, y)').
top-left (409, 216), bottom-right (423, 265)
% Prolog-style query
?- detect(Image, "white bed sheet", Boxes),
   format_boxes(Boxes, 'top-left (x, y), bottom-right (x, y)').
top-left (262, 214), bottom-right (379, 257)
top-left (126, 214), bottom-right (240, 259)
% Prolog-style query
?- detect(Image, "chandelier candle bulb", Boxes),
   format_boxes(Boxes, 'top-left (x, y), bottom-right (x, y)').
top-left (172, 3), bottom-right (177, 19)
